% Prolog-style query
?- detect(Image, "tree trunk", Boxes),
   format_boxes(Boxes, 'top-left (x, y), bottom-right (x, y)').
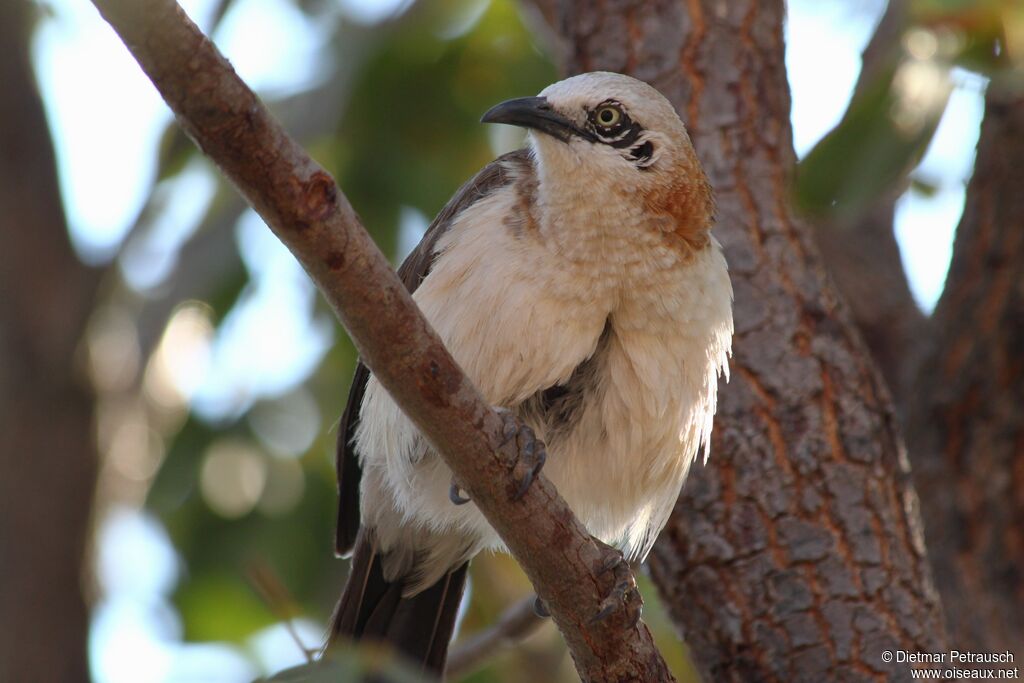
top-left (905, 82), bottom-right (1024, 658)
top-left (0, 2), bottom-right (100, 681)
top-left (555, 1), bottom-right (949, 680)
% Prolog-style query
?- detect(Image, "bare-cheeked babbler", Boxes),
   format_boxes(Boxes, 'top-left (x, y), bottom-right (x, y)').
top-left (326, 71), bottom-right (734, 675)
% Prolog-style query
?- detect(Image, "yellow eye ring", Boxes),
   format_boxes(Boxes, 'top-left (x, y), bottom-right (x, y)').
top-left (595, 105), bottom-right (622, 127)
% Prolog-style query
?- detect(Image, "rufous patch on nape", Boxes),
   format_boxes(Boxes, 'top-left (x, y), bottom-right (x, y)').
top-left (327, 71), bottom-right (734, 676)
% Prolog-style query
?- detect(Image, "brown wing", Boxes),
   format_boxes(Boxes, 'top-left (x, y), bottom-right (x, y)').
top-left (335, 148), bottom-right (534, 555)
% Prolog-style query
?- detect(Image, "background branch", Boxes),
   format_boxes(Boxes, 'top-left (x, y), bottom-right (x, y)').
top-left (88, 0), bottom-right (672, 680)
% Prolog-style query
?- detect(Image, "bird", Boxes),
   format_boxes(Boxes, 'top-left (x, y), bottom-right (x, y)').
top-left (326, 71), bottom-right (734, 675)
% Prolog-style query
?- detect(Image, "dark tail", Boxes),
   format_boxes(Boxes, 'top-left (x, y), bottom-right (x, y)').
top-left (327, 532), bottom-right (469, 676)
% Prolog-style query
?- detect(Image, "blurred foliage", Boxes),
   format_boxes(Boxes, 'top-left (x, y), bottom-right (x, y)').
top-left (796, 59), bottom-right (949, 218)
top-left (914, 0), bottom-right (1011, 73)
top-left (795, 0), bottom-right (1018, 220)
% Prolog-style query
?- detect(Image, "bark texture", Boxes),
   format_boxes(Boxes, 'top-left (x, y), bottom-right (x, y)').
top-left (0, 2), bottom-right (100, 681)
top-left (556, 1), bottom-right (948, 680)
top-left (90, 0), bottom-right (674, 679)
top-left (905, 84), bottom-right (1024, 657)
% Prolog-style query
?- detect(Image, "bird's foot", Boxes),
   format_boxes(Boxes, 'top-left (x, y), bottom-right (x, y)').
top-left (494, 408), bottom-right (547, 501)
top-left (591, 544), bottom-right (643, 628)
top-left (533, 596), bottom-right (550, 618)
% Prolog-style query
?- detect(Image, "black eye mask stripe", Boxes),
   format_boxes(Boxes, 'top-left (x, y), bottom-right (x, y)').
top-left (607, 124), bottom-right (642, 149)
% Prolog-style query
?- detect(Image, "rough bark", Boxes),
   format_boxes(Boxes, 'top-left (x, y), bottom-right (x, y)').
top-left (809, 0), bottom-right (924, 403)
top-left (557, 1), bottom-right (948, 680)
top-left (0, 2), bottom-right (100, 681)
top-left (905, 83), bottom-right (1024, 657)
top-left (89, 0), bottom-right (673, 679)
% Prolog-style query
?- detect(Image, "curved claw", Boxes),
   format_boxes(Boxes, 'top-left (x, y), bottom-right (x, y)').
top-left (534, 596), bottom-right (550, 618)
top-left (590, 578), bottom-right (642, 626)
top-left (449, 481), bottom-right (471, 506)
top-left (512, 442), bottom-right (546, 501)
top-left (591, 600), bottom-right (617, 624)
top-left (590, 546), bottom-right (643, 627)
top-left (493, 408), bottom-right (548, 502)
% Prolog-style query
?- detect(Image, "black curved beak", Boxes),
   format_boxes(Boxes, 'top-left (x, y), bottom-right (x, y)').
top-left (481, 96), bottom-right (595, 143)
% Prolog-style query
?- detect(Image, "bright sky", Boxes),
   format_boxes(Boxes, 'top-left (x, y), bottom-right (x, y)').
top-left (32, 0), bottom-right (984, 681)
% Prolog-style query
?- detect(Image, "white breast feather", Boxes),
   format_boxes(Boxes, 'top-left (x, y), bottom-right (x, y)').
top-left (356, 168), bottom-right (733, 568)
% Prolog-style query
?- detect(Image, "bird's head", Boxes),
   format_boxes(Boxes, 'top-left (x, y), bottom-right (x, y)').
top-left (482, 72), bottom-right (713, 248)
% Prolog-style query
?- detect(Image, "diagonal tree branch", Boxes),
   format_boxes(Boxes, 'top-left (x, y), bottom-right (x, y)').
top-left (88, 0), bottom-right (673, 680)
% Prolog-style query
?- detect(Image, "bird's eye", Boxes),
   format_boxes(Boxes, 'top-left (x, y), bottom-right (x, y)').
top-left (594, 105), bottom-right (622, 128)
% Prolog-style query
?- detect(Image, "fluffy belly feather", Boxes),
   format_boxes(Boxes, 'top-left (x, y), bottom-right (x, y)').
top-left (356, 233), bottom-right (732, 569)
